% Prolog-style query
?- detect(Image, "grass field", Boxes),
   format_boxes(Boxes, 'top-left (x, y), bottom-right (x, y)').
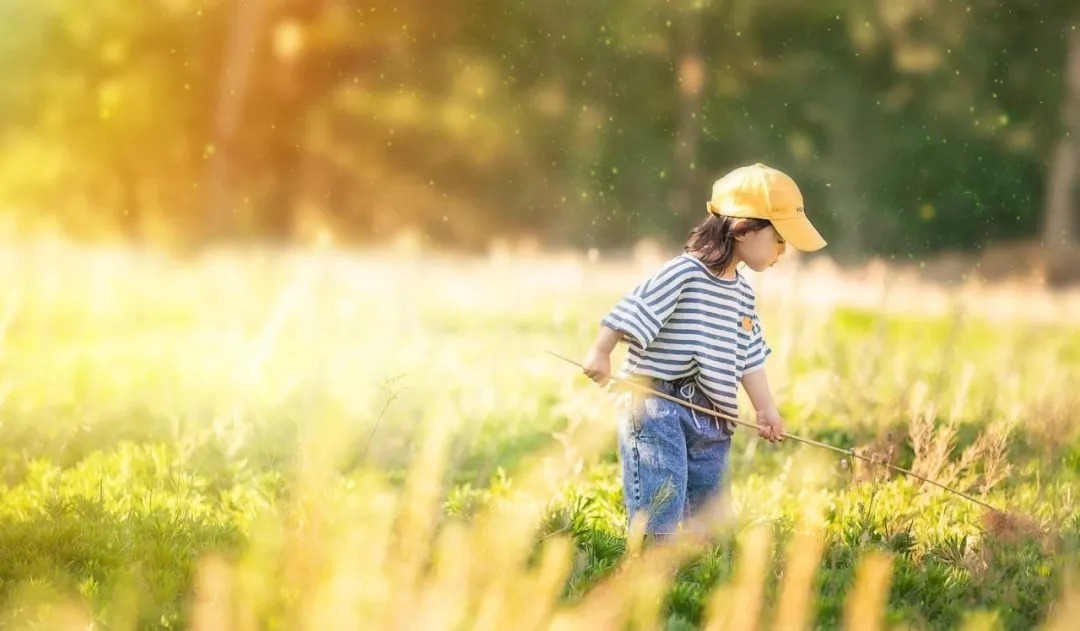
top-left (0, 240), bottom-right (1078, 630)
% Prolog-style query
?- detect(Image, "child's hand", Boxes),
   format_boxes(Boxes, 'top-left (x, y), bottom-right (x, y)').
top-left (756, 409), bottom-right (786, 443)
top-left (582, 347), bottom-right (612, 386)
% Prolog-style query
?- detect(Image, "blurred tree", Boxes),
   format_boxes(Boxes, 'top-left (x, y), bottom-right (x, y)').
top-left (0, 0), bottom-right (221, 244)
top-left (0, 0), bottom-right (1076, 264)
top-left (204, 0), bottom-right (268, 242)
top-left (1044, 16), bottom-right (1080, 250)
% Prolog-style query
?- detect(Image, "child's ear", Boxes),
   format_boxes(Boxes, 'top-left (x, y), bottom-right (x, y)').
top-left (731, 219), bottom-right (748, 241)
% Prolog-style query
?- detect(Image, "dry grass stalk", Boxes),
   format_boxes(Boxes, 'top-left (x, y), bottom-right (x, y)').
top-left (843, 552), bottom-right (894, 631)
top-left (1028, 389), bottom-right (1080, 461)
top-left (908, 363), bottom-right (1018, 498)
top-left (909, 397), bottom-right (957, 486)
top-left (190, 555), bottom-right (235, 631)
top-left (773, 508), bottom-right (827, 631)
top-left (1042, 571), bottom-right (1080, 631)
top-left (704, 525), bottom-right (772, 631)
top-left (974, 419), bottom-right (1016, 495)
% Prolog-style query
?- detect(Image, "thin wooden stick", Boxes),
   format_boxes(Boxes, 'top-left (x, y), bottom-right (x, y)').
top-left (546, 350), bottom-right (1002, 513)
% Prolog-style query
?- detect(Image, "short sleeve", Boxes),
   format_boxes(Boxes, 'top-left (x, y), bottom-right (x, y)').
top-left (742, 312), bottom-right (772, 375)
top-left (600, 258), bottom-right (689, 349)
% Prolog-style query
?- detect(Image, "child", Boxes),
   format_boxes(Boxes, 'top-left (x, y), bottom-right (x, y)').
top-left (582, 162), bottom-right (827, 538)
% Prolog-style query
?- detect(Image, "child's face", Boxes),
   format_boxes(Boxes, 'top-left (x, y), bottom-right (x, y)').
top-left (736, 224), bottom-right (787, 272)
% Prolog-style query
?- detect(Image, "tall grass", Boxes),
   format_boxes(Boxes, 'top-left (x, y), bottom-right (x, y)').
top-left (0, 240), bottom-right (1077, 629)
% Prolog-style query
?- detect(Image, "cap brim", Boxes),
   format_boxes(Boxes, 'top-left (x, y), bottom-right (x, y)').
top-left (772, 214), bottom-right (827, 252)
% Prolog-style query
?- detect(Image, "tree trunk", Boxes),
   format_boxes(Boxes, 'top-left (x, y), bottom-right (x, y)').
top-left (203, 0), bottom-right (267, 243)
top-left (261, 2), bottom-right (328, 243)
top-left (264, 49), bottom-right (303, 243)
top-left (118, 161), bottom-right (142, 242)
top-left (1043, 18), bottom-right (1080, 250)
top-left (670, 6), bottom-right (704, 219)
top-left (826, 82), bottom-right (867, 261)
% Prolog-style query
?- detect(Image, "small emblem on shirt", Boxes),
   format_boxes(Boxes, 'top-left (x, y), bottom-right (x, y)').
top-left (742, 316), bottom-right (753, 331)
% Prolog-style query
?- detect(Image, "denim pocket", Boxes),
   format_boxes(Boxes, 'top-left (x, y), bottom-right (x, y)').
top-left (636, 394), bottom-right (684, 439)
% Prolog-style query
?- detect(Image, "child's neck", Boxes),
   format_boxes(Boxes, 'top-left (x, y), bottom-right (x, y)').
top-left (717, 262), bottom-right (739, 280)
top-left (689, 250), bottom-right (740, 280)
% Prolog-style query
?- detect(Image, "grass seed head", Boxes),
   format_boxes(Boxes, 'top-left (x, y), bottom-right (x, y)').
top-left (980, 509), bottom-right (1042, 543)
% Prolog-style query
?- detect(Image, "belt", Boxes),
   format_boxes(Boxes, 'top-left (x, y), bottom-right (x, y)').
top-left (622, 375), bottom-right (719, 430)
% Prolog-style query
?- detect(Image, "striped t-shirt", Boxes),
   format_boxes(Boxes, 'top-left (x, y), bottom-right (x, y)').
top-left (601, 252), bottom-right (771, 423)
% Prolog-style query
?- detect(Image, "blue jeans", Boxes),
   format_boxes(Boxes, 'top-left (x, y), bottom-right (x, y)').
top-left (617, 376), bottom-right (733, 536)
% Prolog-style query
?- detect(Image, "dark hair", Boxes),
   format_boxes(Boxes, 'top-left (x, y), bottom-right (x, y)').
top-left (683, 214), bottom-right (772, 275)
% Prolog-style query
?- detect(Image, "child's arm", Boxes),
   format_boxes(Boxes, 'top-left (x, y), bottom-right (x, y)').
top-left (584, 257), bottom-right (692, 386)
top-left (740, 369), bottom-right (785, 443)
top-left (582, 325), bottom-right (624, 386)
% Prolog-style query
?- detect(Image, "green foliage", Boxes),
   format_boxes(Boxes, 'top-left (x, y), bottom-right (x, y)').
top-left (0, 444), bottom-right (257, 628)
top-left (0, 248), bottom-right (1076, 628)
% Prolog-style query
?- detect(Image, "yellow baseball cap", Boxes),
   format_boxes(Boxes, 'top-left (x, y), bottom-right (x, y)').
top-left (706, 163), bottom-right (827, 252)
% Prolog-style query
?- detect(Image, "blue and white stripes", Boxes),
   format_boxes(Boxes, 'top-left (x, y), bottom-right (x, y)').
top-left (601, 253), bottom-right (771, 418)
